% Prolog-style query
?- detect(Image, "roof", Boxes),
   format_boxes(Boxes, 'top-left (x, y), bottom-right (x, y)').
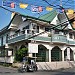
top-left (20, 10), bottom-right (57, 23)
top-left (39, 10), bottom-right (57, 23)
top-left (0, 10), bottom-right (57, 34)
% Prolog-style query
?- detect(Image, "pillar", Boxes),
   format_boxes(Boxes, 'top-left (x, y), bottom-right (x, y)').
top-left (74, 51), bottom-right (75, 61)
top-left (67, 47), bottom-right (70, 60)
top-left (49, 50), bottom-right (51, 62)
top-left (62, 50), bottom-right (64, 61)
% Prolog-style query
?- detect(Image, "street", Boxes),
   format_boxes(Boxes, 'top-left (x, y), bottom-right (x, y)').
top-left (0, 66), bottom-right (75, 75)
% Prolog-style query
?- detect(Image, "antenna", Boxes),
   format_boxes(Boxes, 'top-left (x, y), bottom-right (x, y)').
top-left (60, 0), bottom-right (62, 7)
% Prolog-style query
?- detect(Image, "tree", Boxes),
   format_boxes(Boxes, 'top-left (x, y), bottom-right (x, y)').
top-left (15, 48), bottom-right (28, 62)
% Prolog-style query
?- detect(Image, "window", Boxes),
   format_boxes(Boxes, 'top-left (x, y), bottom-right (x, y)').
top-left (23, 25), bottom-right (29, 30)
top-left (74, 34), bottom-right (75, 39)
top-left (69, 33), bottom-right (73, 39)
top-left (36, 26), bottom-right (39, 33)
top-left (1, 36), bottom-right (3, 46)
top-left (45, 27), bottom-right (50, 32)
top-left (0, 50), bottom-right (5, 57)
top-left (6, 34), bottom-right (8, 43)
top-left (54, 30), bottom-right (59, 34)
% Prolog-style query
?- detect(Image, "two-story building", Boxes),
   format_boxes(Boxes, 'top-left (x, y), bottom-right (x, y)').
top-left (0, 10), bottom-right (75, 70)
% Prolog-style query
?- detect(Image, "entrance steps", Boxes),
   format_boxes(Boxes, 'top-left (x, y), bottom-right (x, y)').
top-left (36, 61), bottom-right (75, 70)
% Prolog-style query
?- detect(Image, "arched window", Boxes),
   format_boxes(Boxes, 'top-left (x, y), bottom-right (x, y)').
top-left (51, 46), bottom-right (62, 61)
top-left (35, 44), bottom-right (49, 62)
top-left (64, 47), bottom-right (74, 61)
top-left (20, 45), bottom-right (26, 49)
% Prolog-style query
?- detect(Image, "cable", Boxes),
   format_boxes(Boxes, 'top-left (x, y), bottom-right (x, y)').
top-left (0, 3), bottom-right (74, 40)
top-left (0, 5), bottom-right (74, 25)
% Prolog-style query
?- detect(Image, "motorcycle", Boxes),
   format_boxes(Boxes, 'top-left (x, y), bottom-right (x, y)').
top-left (18, 57), bottom-right (38, 73)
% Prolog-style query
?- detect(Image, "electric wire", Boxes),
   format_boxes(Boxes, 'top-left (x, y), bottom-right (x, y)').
top-left (0, 0), bottom-right (74, 40)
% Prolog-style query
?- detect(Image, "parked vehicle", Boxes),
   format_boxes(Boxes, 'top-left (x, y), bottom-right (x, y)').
top-left (18, 57), bottom-right (38, 72)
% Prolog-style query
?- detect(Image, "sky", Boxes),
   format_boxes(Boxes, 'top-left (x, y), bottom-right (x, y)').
top-left (0, 0), bottom-right (75, 30)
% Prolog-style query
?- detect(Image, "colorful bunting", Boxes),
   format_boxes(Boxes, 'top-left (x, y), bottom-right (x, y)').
top-left (31, 5), bottom-right (43, 12)
top-left (2, 1), bottom-right (15, 8)
top-left (19, 3), bottom-right (28, 9)
top-left (67, 9), bottom-right (74, 14)
top-left (46, 7), bottom-right (53, 11)
top-left (11, 2), bottom-right (15, 8)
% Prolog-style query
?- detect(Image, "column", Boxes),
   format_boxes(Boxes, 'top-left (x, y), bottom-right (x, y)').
top-left (62, 50), bottom-right (64, 61)
top-left (74, 51), bottom-right (75, 61)
top-left (49, 50), bottom-right (51, 62)
top-left (67, 47), bottom-right (70, 60)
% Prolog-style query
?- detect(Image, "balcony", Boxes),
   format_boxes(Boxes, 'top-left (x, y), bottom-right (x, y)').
top-left (8, 34), bottom-right (26, 44)
top-left (30, 36), bottom-right (51, 42)
top-left (68, 40), bottom-right (75, 45)
top-left (8, 29), bottom-right (33, 44)
top-left (8, 31), bottom-right (68, 45)
top-left (51, 34), bottom-right (67, 44)
top-left (8, 34), bottom-right (52, 44)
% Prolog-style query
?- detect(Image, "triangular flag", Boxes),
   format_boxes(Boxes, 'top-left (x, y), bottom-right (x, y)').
top-left (38, 6), bottom-right (43, 12)
top-left (46, 7), bottom-right (53, 11)
top-left (19, 3), bottom-right (28, 9)
top-left (31, 5), bottom-right (43, 12)
top-left (68, 9), bottom-right (74, 14)
top-left (11, 2), bottom-right (15, 8)
top-left (2, 1), bottom-right (15, 8)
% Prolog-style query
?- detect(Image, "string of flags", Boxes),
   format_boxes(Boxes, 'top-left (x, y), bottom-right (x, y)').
top-left (2, 1), bottom-right (53, 12)
top-left (2, 1), bottom-right (15, 8)
top-left (2, 1), bottom-right (74, 13)
top-left (31, 5), bottom-right (43, 12)
top-left (19, 3), bottom-right (28, 9)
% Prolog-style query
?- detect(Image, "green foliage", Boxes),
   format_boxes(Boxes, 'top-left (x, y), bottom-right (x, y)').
top-left (15, 48), bottom-right (28, 62)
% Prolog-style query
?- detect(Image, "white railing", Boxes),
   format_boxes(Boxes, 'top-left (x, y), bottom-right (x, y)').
top-left (8, 29), bottom-right (36, 40)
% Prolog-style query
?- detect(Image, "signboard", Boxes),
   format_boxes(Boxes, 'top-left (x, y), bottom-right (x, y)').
top-left (28, 43), bottom-right (38, 53)
top-left (8, 51), bottom-right (12, 56)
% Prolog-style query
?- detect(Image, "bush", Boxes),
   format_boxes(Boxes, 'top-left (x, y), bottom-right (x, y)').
top-left (15, 48), bottom-right (28, 62)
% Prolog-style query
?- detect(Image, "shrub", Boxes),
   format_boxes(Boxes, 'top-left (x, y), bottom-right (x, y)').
top-left (15, 48), bottom-right (28, 62)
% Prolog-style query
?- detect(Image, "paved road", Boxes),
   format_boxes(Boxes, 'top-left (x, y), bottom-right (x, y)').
top-left (0, 66), bottom-right (75, 75)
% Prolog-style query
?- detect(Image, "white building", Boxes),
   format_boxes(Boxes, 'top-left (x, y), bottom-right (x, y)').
top-left (0, 10), bottom-right (75, 70)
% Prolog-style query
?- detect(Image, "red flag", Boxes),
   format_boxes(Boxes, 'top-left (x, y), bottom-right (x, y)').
top-left (2, 1), bottom-right (15, 8)
top-left (38, 6), bottom-right (43, 12)
top-left (11, 2), bottom-right (15, 8)
top-left (62, 9), bottom-right (64, 12)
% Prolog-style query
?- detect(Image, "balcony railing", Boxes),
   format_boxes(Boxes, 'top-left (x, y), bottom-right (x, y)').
top-left (8, 30), bottom-right (75, 45)
top-left (51, 34), bottom-right (67, 44)
top-left (8, 32), bottom-right (67, 44)
top-left (68, 40), bottom-right (75, 45)
top-left (8, 29), bottom-right (34, 44)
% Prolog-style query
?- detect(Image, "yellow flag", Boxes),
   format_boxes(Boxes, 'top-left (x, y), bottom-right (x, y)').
top-left (68, 9), bottom-right (74, 14)
top-left (19, 3), bottom-right (28, 9)
top-left (46, 7), bottom-right (53, 11)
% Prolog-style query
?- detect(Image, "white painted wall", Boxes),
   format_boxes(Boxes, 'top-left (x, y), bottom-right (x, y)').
top-left (9, 15), bottom-right (22, 29)
top-left (17, 20), bottom-right (31, 31)
top-left (51, 15), bottom-right (59, 25)
top-left (0, 56), bottom-right (14, 63)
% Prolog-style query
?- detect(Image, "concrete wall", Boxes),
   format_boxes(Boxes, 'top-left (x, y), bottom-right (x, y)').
top-left (0, 56), bottom-right (14, 63)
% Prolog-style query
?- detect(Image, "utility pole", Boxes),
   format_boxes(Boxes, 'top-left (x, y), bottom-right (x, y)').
top-left (60, 0), bottom-right (62, 7)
